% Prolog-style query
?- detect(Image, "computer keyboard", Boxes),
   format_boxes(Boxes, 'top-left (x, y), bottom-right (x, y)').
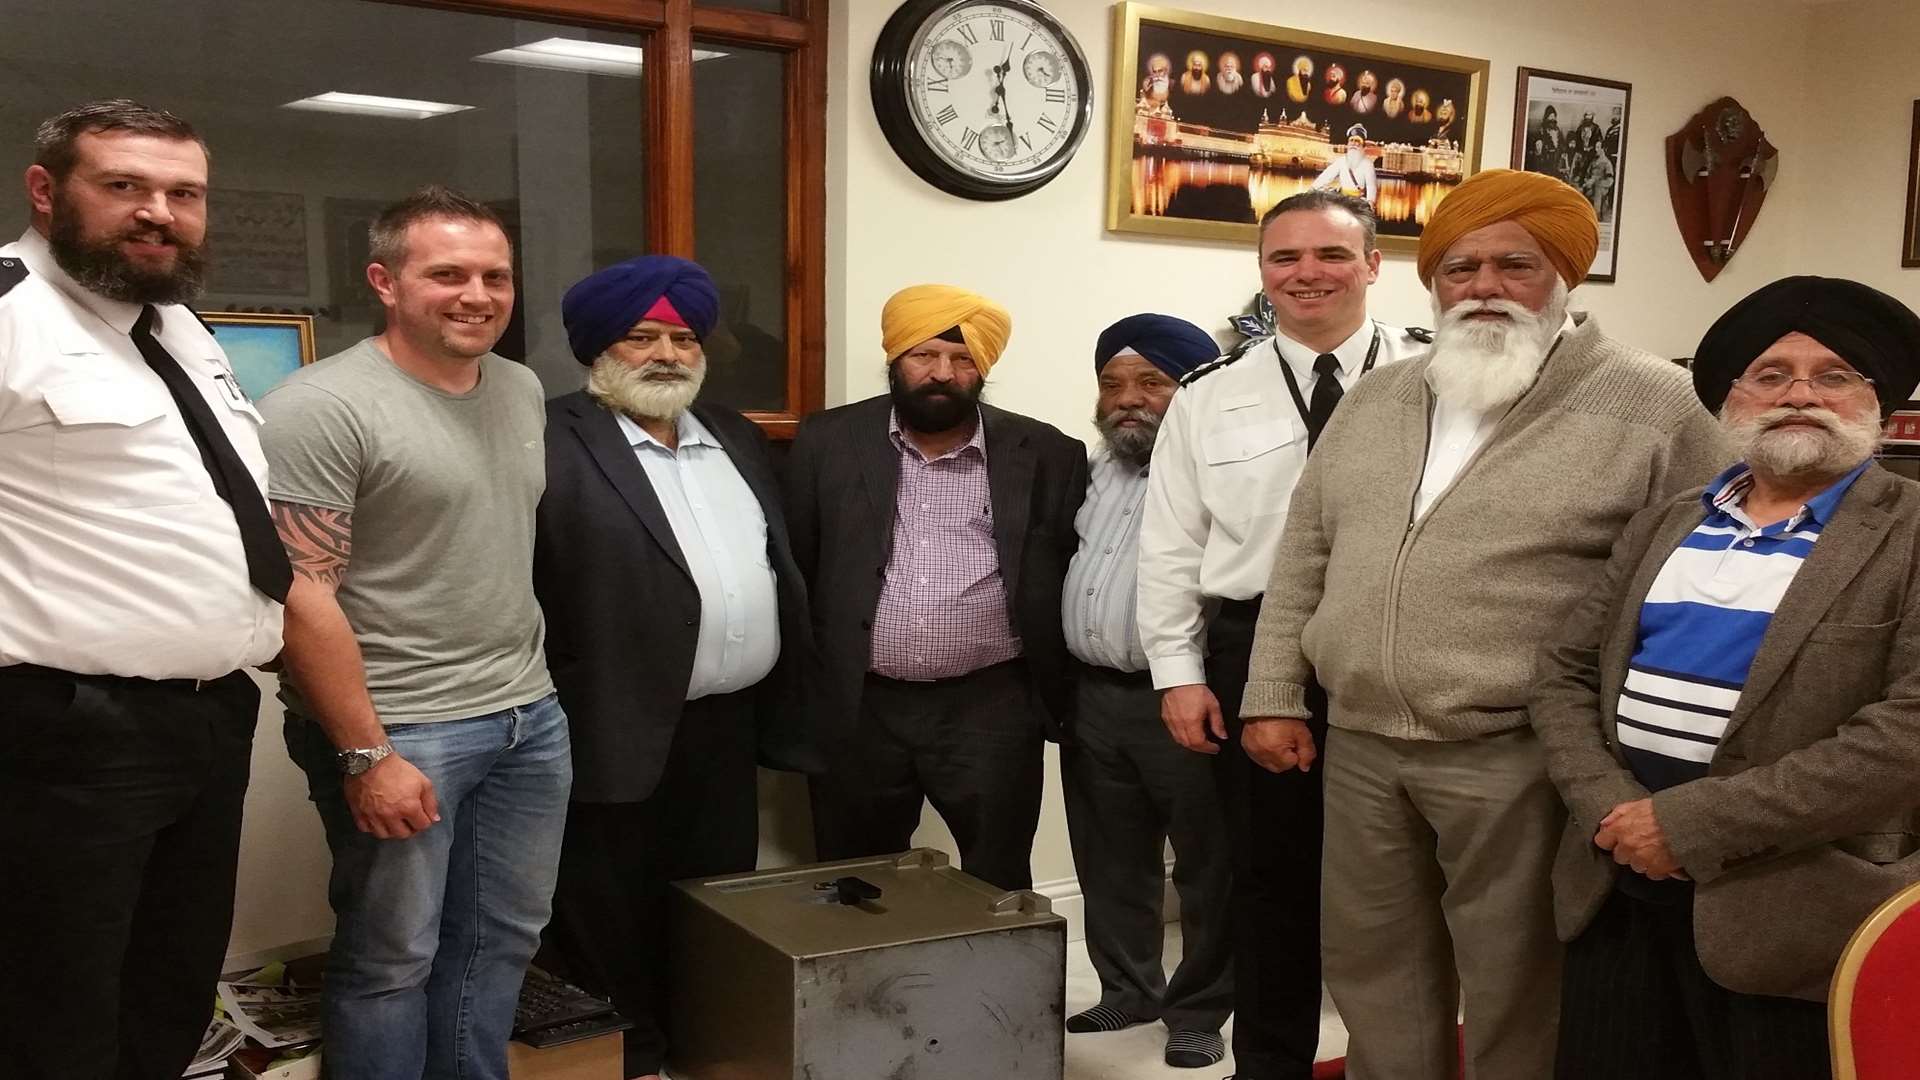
top-left (513, 967), bottom-right (632, 1047)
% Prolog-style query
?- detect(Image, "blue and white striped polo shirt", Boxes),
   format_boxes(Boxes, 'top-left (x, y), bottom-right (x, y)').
top-left (1617, 460), bottom-right (1869, 792)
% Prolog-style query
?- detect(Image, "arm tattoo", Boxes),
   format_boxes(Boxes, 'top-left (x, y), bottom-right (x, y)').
top-left (271, 501), bottom-right (353, 587)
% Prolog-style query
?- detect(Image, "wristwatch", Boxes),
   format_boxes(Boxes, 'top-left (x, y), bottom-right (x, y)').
top-left (336, 743), bottom-right (394, 776)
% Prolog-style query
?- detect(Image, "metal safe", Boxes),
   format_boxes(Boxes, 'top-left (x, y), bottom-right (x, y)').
top-left (668, 848), bottom-right (1067, 1080)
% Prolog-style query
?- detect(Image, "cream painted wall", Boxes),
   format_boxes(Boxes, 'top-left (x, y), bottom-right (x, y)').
top-left (827, 0), bottom-right (1829, 887)
top-left (230, 0), bottom-right (1887, 956)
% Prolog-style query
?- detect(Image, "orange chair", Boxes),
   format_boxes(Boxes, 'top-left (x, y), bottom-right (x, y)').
top-left (1830, 879), bottom-right (1920, 1079)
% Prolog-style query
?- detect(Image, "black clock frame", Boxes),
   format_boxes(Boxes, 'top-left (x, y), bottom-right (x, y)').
top-left (870, 0), bottom-right (1094, 201)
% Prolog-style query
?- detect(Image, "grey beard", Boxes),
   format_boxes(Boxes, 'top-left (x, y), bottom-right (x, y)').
top-left (1425, 280), bottom-right (1568, 411)
top-left (586, 354), bottom-right (705, 421)
top-left (1721, 404), bottom-right (1882, 480)
top-left (1095, 406), bottom-right (1160, 467)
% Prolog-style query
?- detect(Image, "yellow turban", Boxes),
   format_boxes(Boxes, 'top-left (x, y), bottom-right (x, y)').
top-left (880, 284), bottom-right (1012, 374)
top-left (1416, 169), bottom-right (1599, 288)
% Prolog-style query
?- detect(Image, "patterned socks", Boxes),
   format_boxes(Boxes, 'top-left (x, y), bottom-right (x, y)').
top-left (1065, 1003), bottom-right (1146, 1033)
top-left (1163, 1028), bottom-right (1226, 1068)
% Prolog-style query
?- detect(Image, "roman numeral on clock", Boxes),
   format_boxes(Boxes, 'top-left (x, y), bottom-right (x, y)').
top-left (1037, 114), bottom-right (1057, 132)
top-left (927, 77), bottom-right (949, 93)
top-left (989, 19), bottom-right (1005, 41)
top-left (935, 104), bottom-right (959, 125)
top-left (962, 127), bottom-right (979, 150)
top-left (957, 23), bottom-right (978, 44)
top-left (1045, 87), bottom-right (1066, 103)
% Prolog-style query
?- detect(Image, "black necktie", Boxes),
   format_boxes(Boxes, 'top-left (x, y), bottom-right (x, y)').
top-left (1306, 353), bottom-right (1344, 451)
top-left (132, 306), bottom-right (293, 604)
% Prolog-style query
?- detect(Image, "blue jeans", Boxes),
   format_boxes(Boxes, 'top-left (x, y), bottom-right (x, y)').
top-left (287, 693), bottom-right (572, 1080)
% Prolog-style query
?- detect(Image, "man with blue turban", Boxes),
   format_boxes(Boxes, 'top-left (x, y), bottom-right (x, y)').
top-left (1063, 314), bottom-right (1235, 1069)
top-left (535, 255), bottom-right (817, 1080)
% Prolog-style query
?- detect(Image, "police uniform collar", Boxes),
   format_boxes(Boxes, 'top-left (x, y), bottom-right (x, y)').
top-left (13, 227), bottom-right (144, 336)
top-left (1270, 319), bottom-right (1376, 381)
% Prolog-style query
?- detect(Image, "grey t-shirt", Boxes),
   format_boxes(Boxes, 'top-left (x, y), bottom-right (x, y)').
top-left (259, 338), bottom-right (554, 724)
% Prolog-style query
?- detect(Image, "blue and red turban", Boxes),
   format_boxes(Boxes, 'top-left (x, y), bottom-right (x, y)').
top-left (562, 255), bottom-right (720, 363)
top-left (1094, 313), bottom-right (1219, 380)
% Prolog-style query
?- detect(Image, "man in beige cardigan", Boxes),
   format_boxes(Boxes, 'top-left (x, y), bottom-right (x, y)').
top-left (1532, 276), bottom-right (1920, 1079)
top-left (1238, 170), bottom-right (1730, 1079)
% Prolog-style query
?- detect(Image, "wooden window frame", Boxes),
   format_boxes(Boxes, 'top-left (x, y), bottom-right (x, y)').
top-left (386, 0), bottom-right (827, 437)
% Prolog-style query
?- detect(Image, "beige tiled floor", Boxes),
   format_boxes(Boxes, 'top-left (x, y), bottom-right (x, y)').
top-left (1063, 925), bottom-right (1348, 1079)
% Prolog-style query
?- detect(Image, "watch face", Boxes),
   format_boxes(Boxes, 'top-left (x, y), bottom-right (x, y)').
top-left (879, 0), bottom-right (1090, 196)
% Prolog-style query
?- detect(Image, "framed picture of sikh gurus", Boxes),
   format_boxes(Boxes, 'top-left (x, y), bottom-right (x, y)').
top-left (1105, 3), bottom-right (1488, 251)
top-left (1512, 67), bottom-right (1631, 282)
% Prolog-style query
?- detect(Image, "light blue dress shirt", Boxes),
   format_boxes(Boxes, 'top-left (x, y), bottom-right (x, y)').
top-left (1063, 448), bottom-right (1151, 672)
top-left (617, 410), bottom-right (780, 700)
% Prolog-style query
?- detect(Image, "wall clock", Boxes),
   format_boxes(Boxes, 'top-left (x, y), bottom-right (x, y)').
top-left (871, 0), bottom-right (1094, 200)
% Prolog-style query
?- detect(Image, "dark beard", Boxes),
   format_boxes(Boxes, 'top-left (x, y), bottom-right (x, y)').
top-left (888, 362), bottom-right (983, 433)
top-left (48, 194), bottom-right (207, 305)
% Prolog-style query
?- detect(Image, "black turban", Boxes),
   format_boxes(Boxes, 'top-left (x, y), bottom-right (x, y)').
top-left (1094, 313), bottom-right (1218, 380)
top-left (562, 255), bottom-right (720, 364)
top-left (1693, 276), bottom-right (1920, 418)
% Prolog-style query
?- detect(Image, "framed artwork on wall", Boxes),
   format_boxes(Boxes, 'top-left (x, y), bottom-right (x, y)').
top-left (1903, 100), bottom-right (1920, 268)
top-left (1512, 67), bottom-right (1630, 282)
top-left (1105, 2), bottom-right (1488, 251)
top-left (204, 312), bottom-right (318, 402)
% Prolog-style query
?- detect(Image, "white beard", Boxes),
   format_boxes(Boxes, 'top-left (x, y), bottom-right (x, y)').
top-left (1721, 403), bottom-right (1882, 479)
top-left (1424, 279), bottom-right (1569, 412)
top-left (586, 354), bottom-right (706, 421)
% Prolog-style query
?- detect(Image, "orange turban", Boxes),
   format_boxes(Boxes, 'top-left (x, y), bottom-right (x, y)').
top-left (1416, 169), bottom-right (1599, 288)
top-left (880, 284), bottom-right (1012, 374)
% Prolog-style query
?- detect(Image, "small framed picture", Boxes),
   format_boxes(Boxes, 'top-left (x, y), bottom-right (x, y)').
top-left (203, 312), bottom-right (317, 401)
top-left (1902, 101), bottom-right (1920, 268)
top-left (1511, 67), bottom-right (1630, 282)
top-left (1882, 404), bottom-right (1920, 458)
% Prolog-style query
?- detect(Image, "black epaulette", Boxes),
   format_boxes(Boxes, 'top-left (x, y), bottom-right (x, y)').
top-left (1403, 326), bottom-right (1434, 344)
top-left (1180, 337), bottom-right (1259, 387)
top-left (0, 256), bottom-right (28, 301)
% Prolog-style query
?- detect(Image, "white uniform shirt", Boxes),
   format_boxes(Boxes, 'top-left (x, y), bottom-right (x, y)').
top-left (1414, 314), bottom-right (1577, 519)
top-left (618, 409), bottom-right (780, 700)
top-left (0, 228), bottom-right (282, 679)
top-left (1138, 319), bottom-right (1420, 688)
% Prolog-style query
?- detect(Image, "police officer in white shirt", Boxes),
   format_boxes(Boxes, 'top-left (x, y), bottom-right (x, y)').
top-left (0, 101), bottom-right (290, 1079)
top-left (1137, 188), bottom-right (1423, 1080)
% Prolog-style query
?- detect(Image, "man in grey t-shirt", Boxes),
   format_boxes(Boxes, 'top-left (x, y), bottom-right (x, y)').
top-left (260, 186), bottom-right (570, 1080)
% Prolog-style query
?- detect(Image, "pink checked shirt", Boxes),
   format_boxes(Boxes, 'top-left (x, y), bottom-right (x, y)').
top-left (867, 410), bottom-right (1023, 680)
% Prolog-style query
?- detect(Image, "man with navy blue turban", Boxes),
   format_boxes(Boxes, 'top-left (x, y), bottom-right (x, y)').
top-left (1062, 313), bottom-right (1235, 1069)
top-left (536, 255), bottom-right (816, 1080)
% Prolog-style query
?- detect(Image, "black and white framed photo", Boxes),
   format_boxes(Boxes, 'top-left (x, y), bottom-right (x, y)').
top-left (1511, 67), bottom-right (1630, 282)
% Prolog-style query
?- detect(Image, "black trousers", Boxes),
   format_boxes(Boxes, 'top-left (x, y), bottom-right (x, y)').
top-left (1557, 889), bottom-right (1830, 1080)
top-left (1208, 598), bottom-right (1329, 1080)
top-left (0, 665), bottom-right (258, 1080)
top-left (809, 659), bottom-right (1045, 891)
top-left (1063, 664), bottom-right (1233, 1031)
top-left (541, 688), bottom-right (760, 1078)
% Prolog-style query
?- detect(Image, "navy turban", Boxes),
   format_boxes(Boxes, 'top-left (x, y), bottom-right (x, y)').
top-left (1094, 314), bottom-right (1219, 380)
top-left (1693, 276), bottom-right (1920, 418)
top-left (562, 255), bottom-right (720, 364)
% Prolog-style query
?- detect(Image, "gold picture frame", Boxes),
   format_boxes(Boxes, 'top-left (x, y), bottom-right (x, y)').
top-left (1106, 2), bottom-right (1489, 252)
top-left (202, 312), bottom-right (318, 402)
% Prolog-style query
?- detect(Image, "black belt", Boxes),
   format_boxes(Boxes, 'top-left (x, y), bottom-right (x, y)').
top-left (1074, 661), bottom-right (1154, 687)
top-left (866, 657), bottom-right (1025, 688)
top-left (0, 662), bottom-right (227, 692)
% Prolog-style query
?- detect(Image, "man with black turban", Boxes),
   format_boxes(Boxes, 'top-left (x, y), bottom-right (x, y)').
top-left (788, 284), bottom-right (1086, 894)
top-left (534, 255), bottom-right (815, 1080)
top-left (1534, 276), bottom-right (1920, 1079)
top-left (1061, 315), bottom-right (1233, 1069)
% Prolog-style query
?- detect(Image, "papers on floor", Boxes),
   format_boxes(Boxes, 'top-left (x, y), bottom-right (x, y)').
top-left (216, 961), bottom-right (322, 1050)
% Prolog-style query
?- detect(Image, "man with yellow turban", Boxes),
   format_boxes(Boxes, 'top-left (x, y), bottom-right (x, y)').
top-left (1238, 169), bottom-right (1732, 1078)
top-left (787, 284), bottom-right (1086, 892)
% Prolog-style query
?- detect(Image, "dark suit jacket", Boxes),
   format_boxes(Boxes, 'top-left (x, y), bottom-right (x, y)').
top-left (1531, 463), bottom-right (1920, 1001)
top-left (785, 395), bottom-right (1087, 741)
top-left (534, 391), bottom-right (818, 803)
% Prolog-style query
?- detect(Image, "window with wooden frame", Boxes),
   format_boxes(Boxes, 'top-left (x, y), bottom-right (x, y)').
top-left (0, 0), bottom-right (826, 433)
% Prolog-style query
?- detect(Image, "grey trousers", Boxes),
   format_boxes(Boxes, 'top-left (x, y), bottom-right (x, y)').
top-left (1062, 666), bottom-right (1234, 1031)
top-left (1320, 725), bottom-right (1566, 1080)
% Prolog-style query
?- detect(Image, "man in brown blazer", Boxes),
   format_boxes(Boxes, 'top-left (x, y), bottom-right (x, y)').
top-left (1532, 276), bottom-right (1920, 1079)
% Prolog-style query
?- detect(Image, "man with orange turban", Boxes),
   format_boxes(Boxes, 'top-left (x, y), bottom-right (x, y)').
top-left (788, 284), bottom-right (1086, 892)
top-left (1239, 169), bottom-right (1732, 1078)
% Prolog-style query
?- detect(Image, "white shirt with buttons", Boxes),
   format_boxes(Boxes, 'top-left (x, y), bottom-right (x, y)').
top-left (0, 228), bottom-right (282, 679)
top-left (617, 408), bottom-right (780, 700)
top-left (1138, 319), bottom-right (1420, 688)
top-left (1414, 315), bottom-right (1577, 520)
